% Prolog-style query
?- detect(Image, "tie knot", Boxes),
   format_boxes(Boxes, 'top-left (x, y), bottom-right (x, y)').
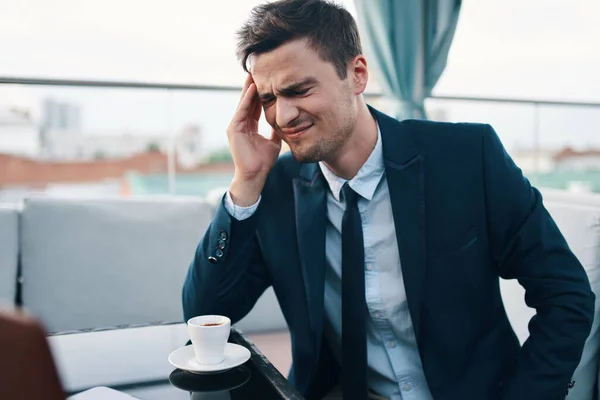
top-left (341, 182), bottom-right (359, 207)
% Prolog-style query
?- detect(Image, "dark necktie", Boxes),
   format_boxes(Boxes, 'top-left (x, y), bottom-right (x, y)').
top-left (341, 183), bottom-right (368, 399)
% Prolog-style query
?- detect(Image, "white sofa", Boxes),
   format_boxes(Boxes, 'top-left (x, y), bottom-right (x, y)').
top-left (14, 195), bottom-right (287, 391)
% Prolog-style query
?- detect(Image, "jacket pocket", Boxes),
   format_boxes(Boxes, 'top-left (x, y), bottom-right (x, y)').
top-left (430, 225), bottom-right (478, 261)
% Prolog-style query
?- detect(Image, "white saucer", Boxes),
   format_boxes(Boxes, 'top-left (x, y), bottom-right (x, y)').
top-left (168, 343), bottom-right (251, 374)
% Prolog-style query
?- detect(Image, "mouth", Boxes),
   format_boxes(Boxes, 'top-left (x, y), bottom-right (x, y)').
top-left (282, 124), bottom-right (313, 140)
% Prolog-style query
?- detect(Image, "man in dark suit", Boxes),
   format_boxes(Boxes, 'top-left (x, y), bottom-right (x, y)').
top-left (182, 1), bottom-right (595, 399)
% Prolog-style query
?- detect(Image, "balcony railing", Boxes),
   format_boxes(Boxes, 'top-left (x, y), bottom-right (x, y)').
top-left (2, 75), bottom-right (600, 197)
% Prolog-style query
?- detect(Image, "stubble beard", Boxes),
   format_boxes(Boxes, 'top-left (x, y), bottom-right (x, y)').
top-left (291, 97), bottom-right (356, 164)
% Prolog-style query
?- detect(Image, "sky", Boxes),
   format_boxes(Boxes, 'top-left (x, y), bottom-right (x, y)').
top-left (0, 0), bottom-right (599, 152)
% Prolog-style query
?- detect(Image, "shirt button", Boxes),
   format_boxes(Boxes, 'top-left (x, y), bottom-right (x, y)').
top-left (366, 264), bottom-right (373, 271)
top-left (388, 340), bottom-right (397, 348)
top-left (402, 383), bottom-right (411, 391)
top-left (374, 312), bottom-right (382, 319)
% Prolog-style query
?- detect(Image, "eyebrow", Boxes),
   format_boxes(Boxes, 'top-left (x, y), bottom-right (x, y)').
top-left (258, 77), bottom-right (318, 102)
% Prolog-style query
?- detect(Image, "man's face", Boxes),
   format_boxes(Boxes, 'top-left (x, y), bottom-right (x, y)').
top-left (251, 38), bottom-right (358, 163)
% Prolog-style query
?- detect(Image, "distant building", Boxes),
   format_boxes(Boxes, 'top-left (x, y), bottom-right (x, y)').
top-left (46, 124), bottom-right (205, 168)
top-left (554, 147), bottom-right (600, 171)
top-left (174, 125), bottom-right (205, 168)
top-left (40, 98), bottom-right (82, 154)
top-left (0, 151), bottom-right (235, 202)
top-left (43, 98), bottom-right (80, 131)
top-left (0, 108), bottom-right (41, 157)
top-left (511, 148), bottom-right (557, 174)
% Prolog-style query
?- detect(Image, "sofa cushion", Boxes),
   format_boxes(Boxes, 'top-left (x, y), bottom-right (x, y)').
top-left (0, 204), bottom-right (19, 307)
top-left (20, 197), bottom-right (213, 333)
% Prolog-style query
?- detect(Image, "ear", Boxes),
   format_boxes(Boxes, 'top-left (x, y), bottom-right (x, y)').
top-left (349, 55), bottom-right (368, 95)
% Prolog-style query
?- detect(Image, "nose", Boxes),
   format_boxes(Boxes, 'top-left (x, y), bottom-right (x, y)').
top-left (275, 98), bottom-right (300, 130)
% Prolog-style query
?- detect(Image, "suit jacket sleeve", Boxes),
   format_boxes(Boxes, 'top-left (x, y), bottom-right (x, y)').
top-left (182, 195), bottom-right (270, 323)
top-left (481, 124), bottom-right (595, 400)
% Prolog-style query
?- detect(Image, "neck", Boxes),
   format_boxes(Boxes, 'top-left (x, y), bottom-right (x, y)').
top-left (323, 102), bottom-right (378, 180)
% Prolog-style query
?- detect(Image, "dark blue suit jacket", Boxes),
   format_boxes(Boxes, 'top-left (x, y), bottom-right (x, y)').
top-left (183, 107), bottom-right (594, 400)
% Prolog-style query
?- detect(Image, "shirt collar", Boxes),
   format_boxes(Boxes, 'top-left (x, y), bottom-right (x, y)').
top-left (318, 123), bottom-right (384, 202)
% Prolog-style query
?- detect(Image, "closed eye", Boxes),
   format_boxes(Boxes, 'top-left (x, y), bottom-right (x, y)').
top-left (260, 96), bottom-right (275, 106)
top-left (260, 88), bottom-right (310, 106)
top-left (279, 85), bottom-right (313, 98)
top-left (292, 88), bottom-right (309, 96)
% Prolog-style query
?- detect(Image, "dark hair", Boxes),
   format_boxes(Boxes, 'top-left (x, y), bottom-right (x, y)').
top-left (236, 0), bottom-right (362, 79)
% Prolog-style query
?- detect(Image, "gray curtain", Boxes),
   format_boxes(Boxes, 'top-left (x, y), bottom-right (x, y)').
top-left (354, 0), bottom-right (462, 119)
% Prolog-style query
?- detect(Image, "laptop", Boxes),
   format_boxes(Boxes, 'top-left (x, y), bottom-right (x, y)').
top-left (0, 309), bottom-right (66, 400)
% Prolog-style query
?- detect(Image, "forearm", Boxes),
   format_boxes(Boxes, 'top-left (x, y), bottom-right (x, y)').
top-left (499, 209), bottom-right (594, 397)
top-left (499, 264), bottom-right (594, 399)
top-left (494, 194), bottom-right (595, 399)
top-left (182, 198), bottom-right (269, 323)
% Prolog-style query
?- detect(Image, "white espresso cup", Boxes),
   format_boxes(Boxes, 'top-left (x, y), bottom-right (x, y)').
top-left (187, 315), bottom-right (231, 365)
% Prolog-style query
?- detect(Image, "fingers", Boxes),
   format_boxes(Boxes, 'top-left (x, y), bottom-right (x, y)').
top-left (239, 74), bottom-right (254, 102)
top-left (251, 88), bottom-right (262, 121)
top-left (246, 74), bottom-right (261, 121)
top-left (236, 73), bottom-right (261, 122)
top-left (233, 82), bottom-right (257, 122)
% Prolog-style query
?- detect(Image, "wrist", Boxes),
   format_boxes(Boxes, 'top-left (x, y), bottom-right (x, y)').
top-left (229, 175), bottom-right (266, 207)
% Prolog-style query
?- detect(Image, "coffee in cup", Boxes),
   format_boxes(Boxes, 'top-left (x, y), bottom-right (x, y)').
top-left (187, 315), bottom-right (231, 365)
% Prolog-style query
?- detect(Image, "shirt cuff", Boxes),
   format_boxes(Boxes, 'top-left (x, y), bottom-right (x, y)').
top-left (223, 190), bottom-right (260, 221)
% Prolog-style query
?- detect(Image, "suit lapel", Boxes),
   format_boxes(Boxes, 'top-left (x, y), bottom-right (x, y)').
top-left (373, 107), bottom-right (427, 341)
top-left (293, 164), bottom-right (327, 350)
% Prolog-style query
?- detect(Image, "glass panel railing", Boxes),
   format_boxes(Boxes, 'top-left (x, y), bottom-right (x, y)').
top-left (0, 83), bottom-right (173, 201)
top-left (2, 78), bottom-right (600, 204)
top-left (0, 82), bottom-right (249, 202)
